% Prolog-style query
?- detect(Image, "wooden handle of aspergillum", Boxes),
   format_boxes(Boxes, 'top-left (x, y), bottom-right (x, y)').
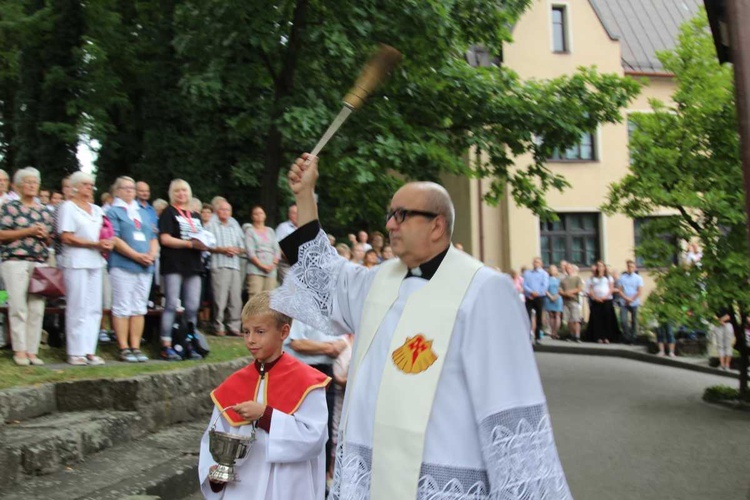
top-left (342, 44), bottom-right (403, 110)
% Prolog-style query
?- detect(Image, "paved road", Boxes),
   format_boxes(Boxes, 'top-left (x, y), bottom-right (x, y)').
top-left (539, 352), bottom-right (750, 500)
top-left (184, 353), bottom-right (750, 500)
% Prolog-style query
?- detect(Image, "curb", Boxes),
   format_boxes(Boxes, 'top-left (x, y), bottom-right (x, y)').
top-left (533, 343), bottom-right (738, 379)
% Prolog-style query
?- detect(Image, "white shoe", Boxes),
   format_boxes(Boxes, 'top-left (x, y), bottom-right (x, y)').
top-left (86, 355), bottom-right (105, 366)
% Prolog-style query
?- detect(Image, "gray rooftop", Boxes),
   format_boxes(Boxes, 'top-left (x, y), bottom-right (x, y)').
top-left (589, 0), bottom-right (703, 74)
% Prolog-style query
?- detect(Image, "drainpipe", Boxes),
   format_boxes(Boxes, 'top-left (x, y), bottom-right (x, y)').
top-left (477, 178), bottom-right (485, 263)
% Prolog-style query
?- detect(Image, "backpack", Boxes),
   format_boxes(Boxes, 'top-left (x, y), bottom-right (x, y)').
top-left (171, 321), bottom-right (210, 359)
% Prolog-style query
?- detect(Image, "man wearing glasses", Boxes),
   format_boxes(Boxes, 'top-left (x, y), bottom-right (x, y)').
top-left (272, 153), bottom-right (571, 500)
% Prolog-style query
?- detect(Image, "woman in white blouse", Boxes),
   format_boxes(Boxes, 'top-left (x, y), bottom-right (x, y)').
top-left (58, 172), bottom-right (114, 365)
top-left (585, 260), bottom-right (621, 343)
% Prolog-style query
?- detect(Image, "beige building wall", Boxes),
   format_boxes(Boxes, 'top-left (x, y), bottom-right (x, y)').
top-left (446, 0), bottom-right (678, 295)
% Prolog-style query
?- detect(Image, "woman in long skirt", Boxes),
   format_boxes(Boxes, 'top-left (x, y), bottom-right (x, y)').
top-left (585, 261), bottom-right (621, 343)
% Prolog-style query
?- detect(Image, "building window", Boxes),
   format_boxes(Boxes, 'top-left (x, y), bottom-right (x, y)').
top-left (552, 6), bottom-right (568, 53)
top-left (540, 213), bottom-right (600, 266)
top-left (633, 217), bottom-right (679, 267)
top-left (549, 132), bottom-right (596, 161)
top-left (466, 44), bottom-right (502, 67)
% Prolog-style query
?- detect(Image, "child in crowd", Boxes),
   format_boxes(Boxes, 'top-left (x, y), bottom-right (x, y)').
top-left (198, 291), bottom-right (331, 499)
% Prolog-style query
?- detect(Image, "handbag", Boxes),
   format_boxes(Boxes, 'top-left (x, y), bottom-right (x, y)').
top-left (28, 266), bottom-right (66, 298)
top-left (99, 215), bottom-right (114, 259)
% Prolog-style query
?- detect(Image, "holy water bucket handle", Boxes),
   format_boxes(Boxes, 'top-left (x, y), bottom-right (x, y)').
top-left (210, 406), bottom-right (234, 431)
top-left (210, 406), bottom-right (259, 431)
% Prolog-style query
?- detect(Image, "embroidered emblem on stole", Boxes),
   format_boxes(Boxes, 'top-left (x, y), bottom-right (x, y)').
top-left (391, 334), bottom-right (438, 374)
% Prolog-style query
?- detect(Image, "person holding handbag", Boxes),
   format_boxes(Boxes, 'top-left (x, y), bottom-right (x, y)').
top-left (57, 171), bottom-right (113, 366)
top-left (0, 167), bottom-right (53, 366)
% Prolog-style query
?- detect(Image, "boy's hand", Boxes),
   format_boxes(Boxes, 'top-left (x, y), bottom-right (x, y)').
top-left (233, 400), bottom-right (266, 422)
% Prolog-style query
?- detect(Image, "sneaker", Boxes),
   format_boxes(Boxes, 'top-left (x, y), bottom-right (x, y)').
top-left (656, 351), bottom-right (665, 357)
top-left (161, 346), bottom-right (182, 361)
top-left (131, 349), bottom-right (149, 362)
top-left (86, 355), bottom-right (105, 366)
top-left (187, 349), bottom-right (203, 361)
top-left (668, 352), bottom-right (676, 358)
top-left (68, 356), bottom-right (87, 366)
top-left (98, 329), bottom-right (111, 343)
top-left (575, 338), bottom-right (582, 343)
top-left (119, 348), bottom-right (138, 363)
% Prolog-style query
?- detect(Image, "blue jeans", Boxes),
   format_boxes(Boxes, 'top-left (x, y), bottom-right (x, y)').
top-left (620, 304), bottom-right (639, 342)
top-left (656, 323), bottom-right (675, 344)
top-left (160, 273), bottom-right (201, 342)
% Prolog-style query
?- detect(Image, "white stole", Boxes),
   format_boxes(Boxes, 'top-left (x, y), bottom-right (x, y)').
top-left (342, 246), bottom-right (483, 500)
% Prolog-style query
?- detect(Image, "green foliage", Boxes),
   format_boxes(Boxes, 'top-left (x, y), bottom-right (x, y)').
top-left (11, 0), bottom-right (84, 188)
top-left (2, 0), bottom-right (639, 233)
top-left (703, 385), bottom-right (739, 403)
top-left (171, 0), bottom-right (639, 230)
top-left (603, 9), bottom-right (750, 317)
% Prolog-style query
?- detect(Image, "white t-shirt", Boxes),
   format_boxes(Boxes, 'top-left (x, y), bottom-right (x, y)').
top-left (57, 200), bottom-right (106, 269)
top-left (589, 275), bottom-right (613, 299)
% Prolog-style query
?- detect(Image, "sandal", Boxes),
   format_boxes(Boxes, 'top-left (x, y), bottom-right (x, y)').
top-left (86, 355), bottom-right (105, 366)
top-left (68, 356), bottom-right (88, 366)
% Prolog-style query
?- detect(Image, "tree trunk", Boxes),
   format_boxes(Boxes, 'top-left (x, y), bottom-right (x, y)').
top-left (738, 305), bottom-right (749, 401)
top-left (261, 0), bottom-right (308, 227)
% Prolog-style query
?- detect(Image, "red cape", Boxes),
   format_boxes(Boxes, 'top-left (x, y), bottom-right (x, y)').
top-left (211, 353), bottom-right (331, 427)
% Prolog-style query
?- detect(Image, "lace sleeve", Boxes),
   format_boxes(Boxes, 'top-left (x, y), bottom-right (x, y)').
top-left (270, 229), bottom-right (346, 334)
top-left (479, 404), bottom-right (573, 499)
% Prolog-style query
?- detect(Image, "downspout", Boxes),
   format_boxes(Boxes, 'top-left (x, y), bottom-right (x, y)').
top-left (477, 178), bottom-right (485, 263)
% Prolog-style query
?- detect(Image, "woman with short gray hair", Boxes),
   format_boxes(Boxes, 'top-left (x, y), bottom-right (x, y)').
top-left (58, 171), bottom-right (114, 365)
top-left (0, 167), bottom-right (53, 365)
top-left (109, 176), bottom-right (159, 362)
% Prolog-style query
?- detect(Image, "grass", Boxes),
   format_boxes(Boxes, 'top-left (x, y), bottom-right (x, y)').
top-left (0, 335), bottom-right (251, 390)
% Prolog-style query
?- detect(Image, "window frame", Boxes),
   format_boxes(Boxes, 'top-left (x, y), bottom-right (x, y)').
top-left (551, 5), bottom-right (569, 54)
top-left (548, 131), bottom-right (597, 162)
top-left (540, 212), bottom-right (601, 267)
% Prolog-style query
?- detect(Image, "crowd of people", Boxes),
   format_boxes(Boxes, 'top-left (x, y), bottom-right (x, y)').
top-left (0, 168), bottom-right (412, 368)
top-left (512, 257), bottom-right (645, 348)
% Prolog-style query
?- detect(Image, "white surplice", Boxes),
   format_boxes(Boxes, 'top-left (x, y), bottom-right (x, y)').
top-left (273, 231), bottom-right (573, 500)
top-left (198, 378), bottom-right (328, 500)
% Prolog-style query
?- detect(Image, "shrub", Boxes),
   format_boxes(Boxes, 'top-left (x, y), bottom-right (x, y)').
top-left (703, 385), bottom-right (739, 403)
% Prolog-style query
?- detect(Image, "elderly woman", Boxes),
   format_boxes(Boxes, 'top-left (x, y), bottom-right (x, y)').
top-left (58, 171), bottom-right (113, 365)
top-left (0, 167), bottom-right (53, 365)
top-left (158, 179), bottom-right (208, 361)
top-left (108, 176), bottom-right (159, 363)
top-left (152, 198), bottom-right (168, 217)
top-left (244, 205), bottom-right (280, 299)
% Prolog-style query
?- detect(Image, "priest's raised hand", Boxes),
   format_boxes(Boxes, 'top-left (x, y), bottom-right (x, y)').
top-left (287, 153), bottom-right (319, 227)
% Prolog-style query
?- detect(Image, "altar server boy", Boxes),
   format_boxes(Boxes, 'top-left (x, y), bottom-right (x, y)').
top-left (198, 291), bottom-right (331, 499)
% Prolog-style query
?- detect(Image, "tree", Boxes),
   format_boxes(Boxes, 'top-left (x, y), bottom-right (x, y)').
top-left (12, 0), bottom-right (83, 187)
top-left (172, 0), bottom-right (640, 230)
top-left (603, 9), bottom-right (750, 399)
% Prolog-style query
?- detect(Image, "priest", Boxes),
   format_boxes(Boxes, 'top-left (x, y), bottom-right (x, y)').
top-left (272, 153), bottom-right (572, 500)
